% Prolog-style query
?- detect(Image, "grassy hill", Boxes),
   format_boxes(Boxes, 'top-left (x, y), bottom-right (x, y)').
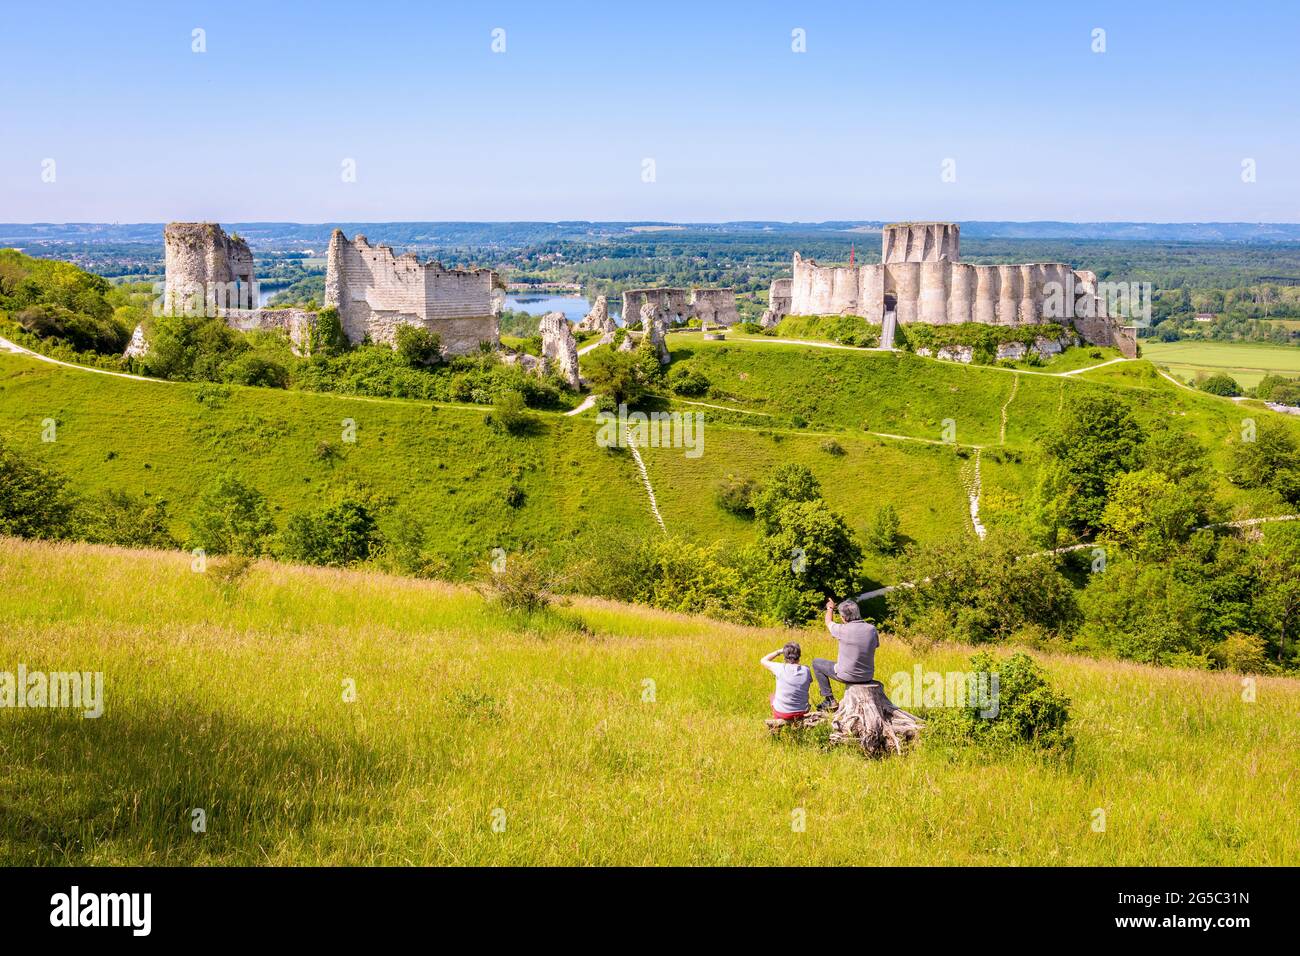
top-left (2, 537), bottom-right (1296, 865)
top-left (0, 352), bottom-right (656, 566)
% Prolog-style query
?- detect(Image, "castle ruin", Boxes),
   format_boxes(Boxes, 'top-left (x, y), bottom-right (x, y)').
top-left (323, 230), bottom-right (497, 354)
top-left (155, 223), bottom-right (501, 358)
top-left (763, 222), bottom-right (1137, 357)
top-left (622, 287), bottom-right (738, 330)
top-left (160, 222), bottom-right (315, 353)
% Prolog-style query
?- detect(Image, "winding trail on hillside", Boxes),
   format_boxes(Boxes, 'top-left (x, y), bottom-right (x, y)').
top-left (0, 335), bottom-right (166, 383)
top-left (998, 376), bottom-right (1019, 445)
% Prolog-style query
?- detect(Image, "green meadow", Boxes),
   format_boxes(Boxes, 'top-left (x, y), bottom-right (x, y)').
top-left (1, 537), bottom-right (1296, 866)
top-left (1142, 340), bottom-right (1300, 390)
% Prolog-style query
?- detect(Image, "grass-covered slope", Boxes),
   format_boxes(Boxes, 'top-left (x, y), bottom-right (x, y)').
top-left (0, 352), bottom-right (656, 560)
top-left (2, 538), bottom-right (1296, 865)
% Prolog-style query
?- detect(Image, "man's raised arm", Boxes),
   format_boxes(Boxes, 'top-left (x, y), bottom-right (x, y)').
top-left (824, 598), bottom-right (837, 635)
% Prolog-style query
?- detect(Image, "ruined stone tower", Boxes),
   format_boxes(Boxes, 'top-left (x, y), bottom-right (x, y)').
top-left (163, 222), bottom-right (256, 315)
top-left (323, 230), bottom-right (498, 355)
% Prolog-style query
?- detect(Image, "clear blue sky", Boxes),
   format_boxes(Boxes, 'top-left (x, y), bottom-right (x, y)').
top-left (3, 0), bottom-right (1297, 222)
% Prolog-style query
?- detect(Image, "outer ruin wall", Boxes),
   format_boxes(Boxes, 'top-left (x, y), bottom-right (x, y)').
top-left (324, 230), bottom-right (497, 354)
top-left (773, 221), bottom-right (1136, 356)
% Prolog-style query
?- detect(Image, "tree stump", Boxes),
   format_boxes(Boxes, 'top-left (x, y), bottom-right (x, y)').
top-left (830, 681), bottom-right (924, 757)
top-left (765, 710), bottom-right (826, 734)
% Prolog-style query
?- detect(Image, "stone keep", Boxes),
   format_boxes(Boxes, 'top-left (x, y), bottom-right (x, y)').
top-left (159, 221), bottom-right (315, 355)
top-left (324, 230), bottom-right (497, 355)
top-left (539, 311), bottom-right (581, 388)
top-left (769, 221), bottom-right (1137, 358)
top-left (163, 222), bottom-right (256, 315)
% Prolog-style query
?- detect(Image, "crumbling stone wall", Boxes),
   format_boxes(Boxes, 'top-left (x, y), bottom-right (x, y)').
top-left (163, 222), bottom-right (256, 316)
top-left (689, 288), bottom-right (738, 326)
top-left (223, 308), bottom-right (317, 355)
top-left (622, 288), bottom-right (691, 329)
top-left (324, 230), bottom-right (497, 354)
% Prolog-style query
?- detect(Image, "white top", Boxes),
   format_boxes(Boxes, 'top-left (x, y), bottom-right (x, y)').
top-left (764, 661), bottom-right (811, 714)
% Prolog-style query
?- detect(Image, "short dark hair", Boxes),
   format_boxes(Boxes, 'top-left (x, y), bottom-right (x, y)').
top-left (837, 599), bottom-right (862, 622)
top-left (782, 641), bottom-right (802, 663)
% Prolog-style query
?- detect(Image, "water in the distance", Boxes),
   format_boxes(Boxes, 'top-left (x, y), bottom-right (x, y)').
top-left (503, 293), bottom-right (620, 324)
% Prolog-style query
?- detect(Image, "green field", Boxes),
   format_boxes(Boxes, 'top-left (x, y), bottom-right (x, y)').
top-left (1142, 340), bottom-right (1300, 390)
top-left (2, 537), bottom-right (1295, 865)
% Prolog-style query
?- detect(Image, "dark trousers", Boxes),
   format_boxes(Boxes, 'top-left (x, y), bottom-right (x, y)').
top-left (813, 658), bottom-right (873, 701)
top-left (812, 658), bottom-right (842, 700)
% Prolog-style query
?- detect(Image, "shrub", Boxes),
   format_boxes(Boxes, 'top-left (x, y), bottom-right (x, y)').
top-left (281, 492), bottom-right (381, 567)
top-left (736, 321), bottom-right (763, 334)
top-left (488, 390), bottom-right (539, 435)
top-left (714, 475), bottom-right (760, 517)
top-left (16, 303), bottom-right (128, 354)
top-left (865, 503), bottom-right (901, 555)
top-left (482, 550), bottom-right (554, 614)
top-left (76, 490), bottom-right (177, 549)
top-left (188, 472), bottom-right (277, 556)
top-left (819, 439), bottom-right (845, 456)
top-left (667, 364), bottom-right (710, 397)
top-left (309, 306), bottom-right (349, 356)
top-left (222, 352), bottom-right (289, 388)
top-left (394, 325), bottom-right (444, 366)
top-left (1199, 373), bottom-right (1241, 397)
top-left (0, 438), bottom-right (77, 539)
top-left (924, 651), bottom-right (1074, 753)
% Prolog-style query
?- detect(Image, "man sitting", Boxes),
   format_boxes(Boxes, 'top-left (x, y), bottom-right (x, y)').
top-left (812, 598), bottom-right (879, 712)
top-left (761, 642), bottom-right (812, 720)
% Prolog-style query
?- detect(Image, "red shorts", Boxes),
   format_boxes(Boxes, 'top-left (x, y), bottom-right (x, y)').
top-left (770, 695), bottom-right (809, 720)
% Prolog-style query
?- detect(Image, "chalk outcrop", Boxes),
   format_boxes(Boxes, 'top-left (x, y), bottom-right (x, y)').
top-left (539, 311), bottom-right (581, 388)
top-left (576, 296), bottom-right (616, 334)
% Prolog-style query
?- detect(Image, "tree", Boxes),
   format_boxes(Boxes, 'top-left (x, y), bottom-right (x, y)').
top-left (889, 531), bottom-right (1080, 645)
top-left (1229, 418), bottom-right (1300, 505)
top-left (189, 472), bottom-right (276, 556)
top-left (0, 438), bottom-right (76, 539)
top-left (281, 492), bottom-right (381, 567)
top-left (760, 498), bottom-right (863, 621)
top-left (1042, 395), bottom-right (1146, 534)
top-left (583, 349), bottom-right (647, 407)
top-left (865, 503), bottom-right (902, 555)
top-left (77, 490), bottom-right (176, 549)
top-left (1256, 523), bottom-right (1300, 665)
top-left (1199, 373), bottom-right (1241, 396)
top-left (752, 463), bottom-right (821, 535)
top-left (487, 390), bottom-right (538, 435)
top-left (1100, 468), bottom-right (1205, 560)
